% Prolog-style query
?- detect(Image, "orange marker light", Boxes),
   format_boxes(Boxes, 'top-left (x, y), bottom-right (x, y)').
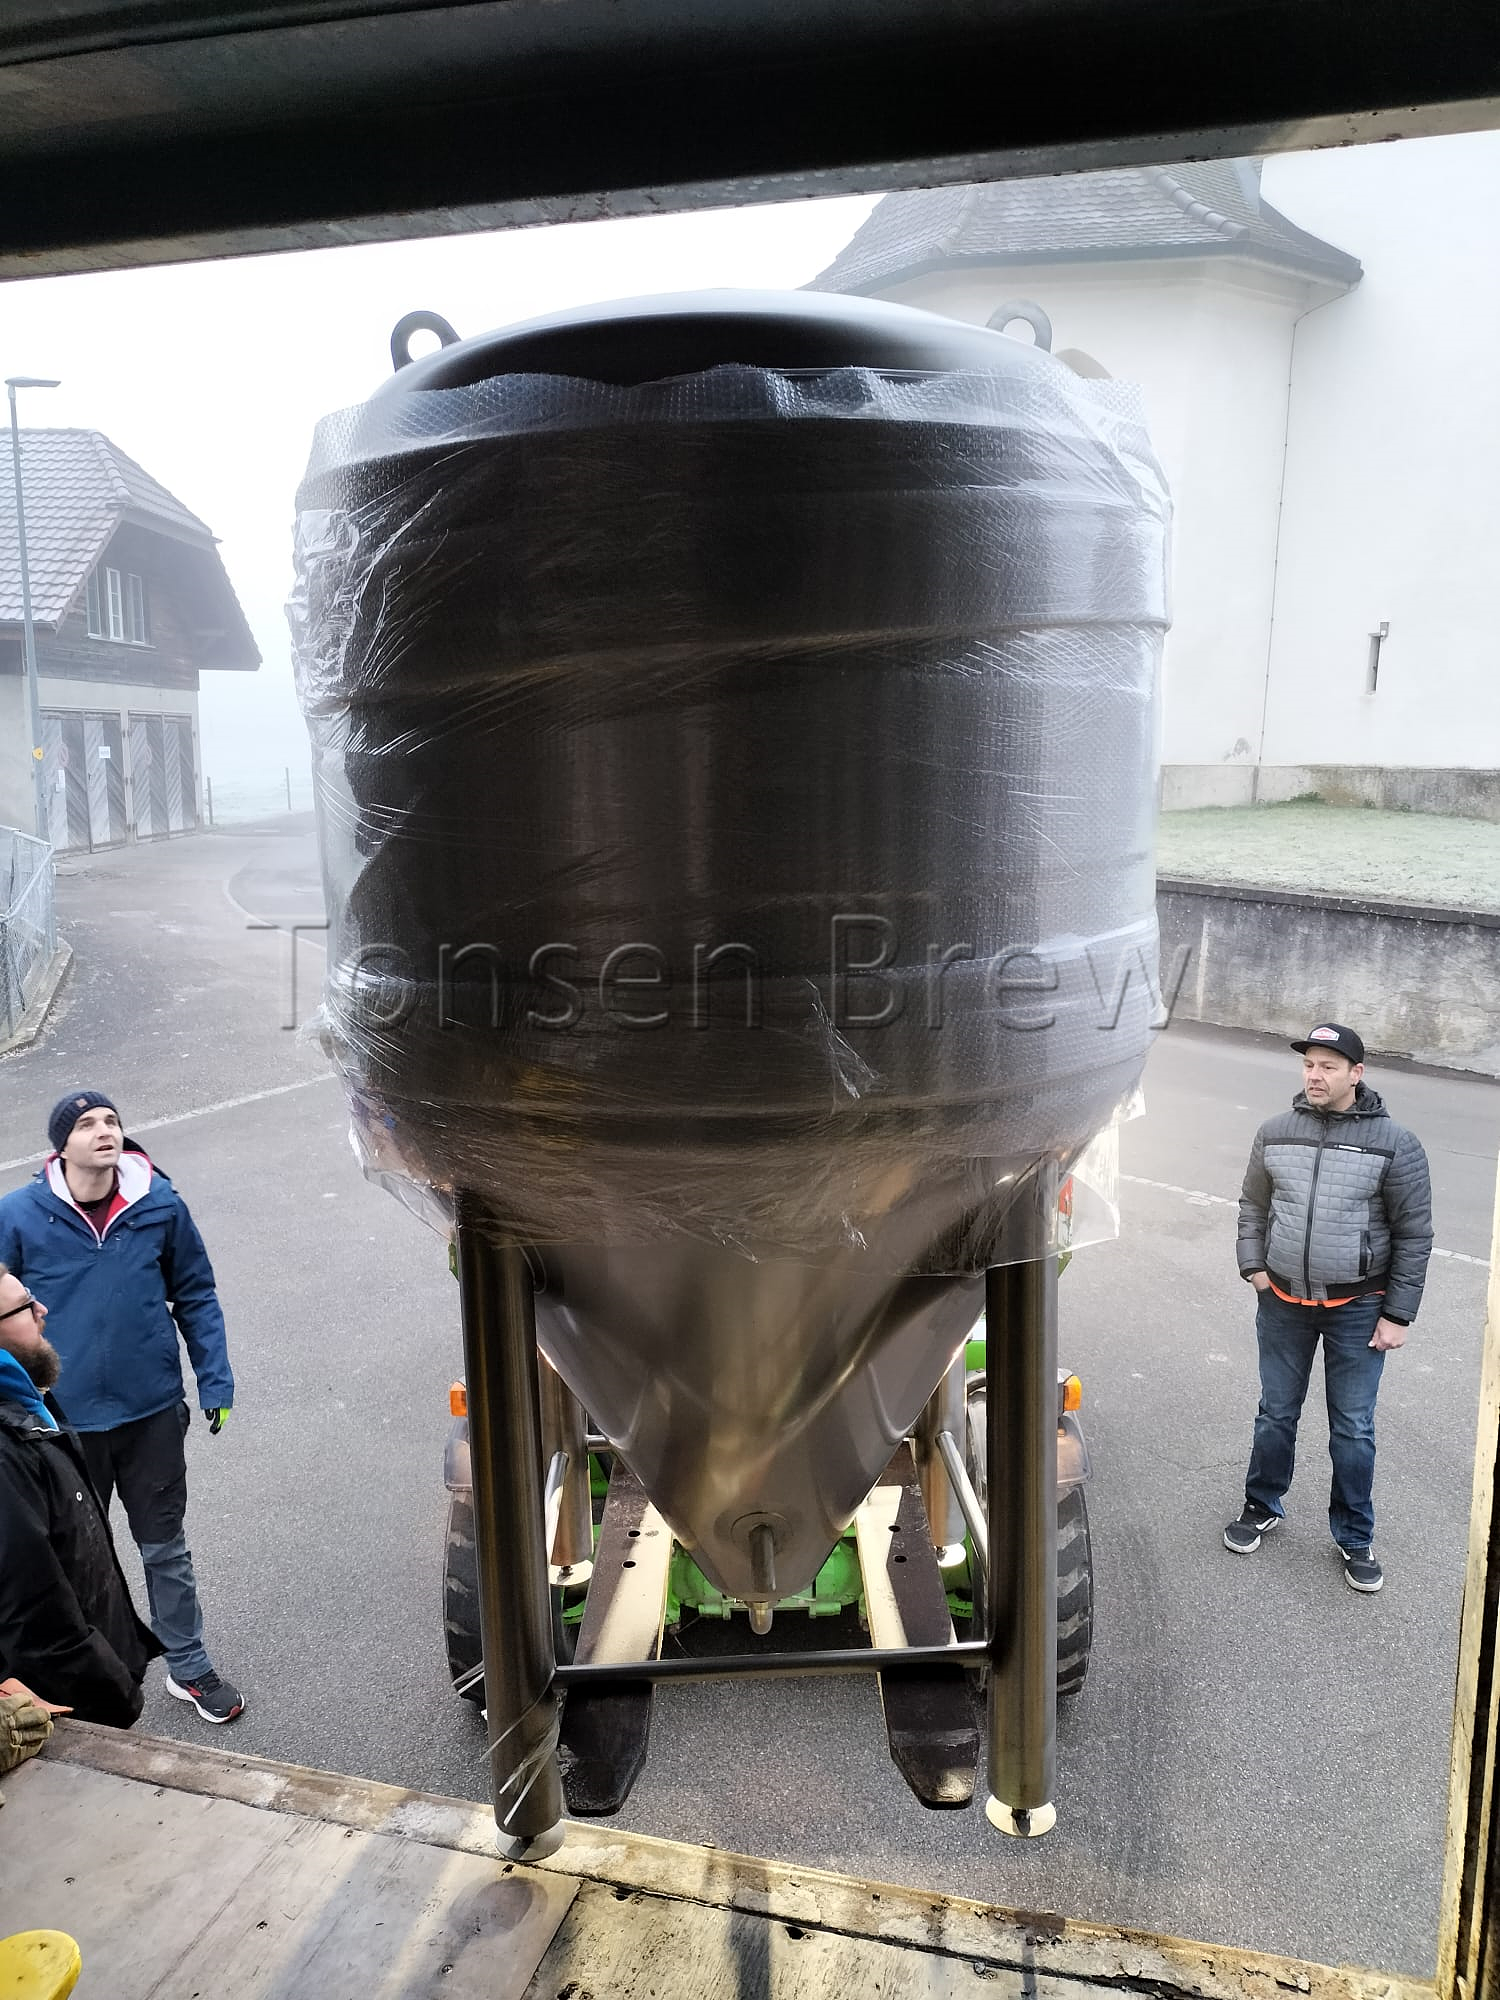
top-left (449, 1381), bottom-right (468, 1417)
top-left (1062, 1373), bottom-right (1082, 1413)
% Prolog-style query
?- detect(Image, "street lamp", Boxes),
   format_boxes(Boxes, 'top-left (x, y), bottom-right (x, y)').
top-left (6, 375), bottom-right (61, 843)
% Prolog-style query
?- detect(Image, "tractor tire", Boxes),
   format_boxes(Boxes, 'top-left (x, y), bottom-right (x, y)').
top-left (444, 1488), bottom-right (485, 1703)
top-left (443, 1487), bottom-right (578, 1705)
top-left (1054, 1484), bottom-right (1094, 1698)
top-left (964, 1390), bottom-right (1095, 1699)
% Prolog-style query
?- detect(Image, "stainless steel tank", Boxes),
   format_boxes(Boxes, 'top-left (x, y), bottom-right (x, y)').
top-left (291, 289), bottom-right (1170, 1603)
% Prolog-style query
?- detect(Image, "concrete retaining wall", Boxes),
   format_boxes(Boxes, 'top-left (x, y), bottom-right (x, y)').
top-left (1157, 877), bottom-right (1500, 1075)
top-left (1162, 764), bottom-right (1500, 821)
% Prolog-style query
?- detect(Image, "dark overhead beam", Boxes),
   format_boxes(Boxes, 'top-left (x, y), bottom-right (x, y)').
top-left (2, 0), bottom-right (1499, 278)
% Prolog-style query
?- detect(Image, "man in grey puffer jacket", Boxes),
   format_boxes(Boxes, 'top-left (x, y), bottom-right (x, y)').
top-left (1225, 1022), bottom-right (1433, 1593)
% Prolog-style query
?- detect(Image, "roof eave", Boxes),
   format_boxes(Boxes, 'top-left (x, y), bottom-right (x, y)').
top-left (1256, 198), bottom-right (1364, 286)
top-left (117, 507), bottom-right (219, 548)
top-left (200, 650), bottom-right (262, 673)
top-left (175, 541), bottom-right (261, 672)
top-left (816, 236), bottom-right (1362, 294)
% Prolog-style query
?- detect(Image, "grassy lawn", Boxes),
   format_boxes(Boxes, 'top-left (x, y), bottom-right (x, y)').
top-left (1155, 800), bottom-right (1500, 914)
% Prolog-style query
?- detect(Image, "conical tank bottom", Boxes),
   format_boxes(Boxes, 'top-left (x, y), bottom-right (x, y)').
top-left (535, 1236), bottom-right (981, 1601)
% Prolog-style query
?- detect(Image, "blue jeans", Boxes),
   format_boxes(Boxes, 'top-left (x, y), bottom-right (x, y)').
top-left (78, 1401), bottom-right (214, 1683)
top-left (1245, 1289), bottom-right (1387, 1551)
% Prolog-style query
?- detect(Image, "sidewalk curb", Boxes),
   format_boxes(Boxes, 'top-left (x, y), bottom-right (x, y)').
top-left (0, 942), bottom-right (74, 1058)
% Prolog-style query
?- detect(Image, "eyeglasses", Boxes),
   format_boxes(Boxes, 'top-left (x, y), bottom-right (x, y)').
top-left (0, 1290), bottom-right (43, 1324)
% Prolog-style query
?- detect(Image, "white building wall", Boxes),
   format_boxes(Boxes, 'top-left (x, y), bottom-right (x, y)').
top-left (36, 675), bottom-right (203, 835)
top-left (36, 674), bottom-right (199, 725)
top-left (872, 260), bottom-right (1315, 787)
top-left (1, 673), bottom-right (203, 837)
top-left (1260, 134), bottom-right (1500, 771)
top-left (0, 677), bottom-right (34, 832)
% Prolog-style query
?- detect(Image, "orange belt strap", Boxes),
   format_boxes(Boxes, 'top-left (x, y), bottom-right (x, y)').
top-left (1268, 1280), bottom-right (1382, 1310)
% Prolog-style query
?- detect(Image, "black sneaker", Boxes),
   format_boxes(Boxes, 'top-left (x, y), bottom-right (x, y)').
top-left (1224, 1502), bottom-right (1281, 1553)
top-left (1340, 1546), bottom-right (1384, 1593)
top-left (166, 1669), bottom-right (245, 1723)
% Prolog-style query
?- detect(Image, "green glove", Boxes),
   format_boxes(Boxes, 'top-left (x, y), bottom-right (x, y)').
top-left (0, 1690), bottom-right (53, 1780)
top-left (204, 1407), bottom-right (230, 1435)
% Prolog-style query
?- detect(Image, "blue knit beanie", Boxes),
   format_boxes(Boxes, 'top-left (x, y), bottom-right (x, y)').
top-left (48, 1089), bottom-right (120, 1156)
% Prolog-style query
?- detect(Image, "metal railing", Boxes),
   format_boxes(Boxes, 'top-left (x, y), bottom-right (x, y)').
top-left (203, 767), bottom-right (315, 828)
top-left (0, 825), bottom-right (57, 1043)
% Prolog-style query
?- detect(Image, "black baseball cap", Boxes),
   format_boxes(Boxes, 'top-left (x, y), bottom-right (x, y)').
top-left (1290, 1023), bottom-right (1365, 1064)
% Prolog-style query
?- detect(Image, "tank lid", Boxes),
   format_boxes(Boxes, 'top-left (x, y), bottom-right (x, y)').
top-left (374, 288), bottom-right (1057, 398)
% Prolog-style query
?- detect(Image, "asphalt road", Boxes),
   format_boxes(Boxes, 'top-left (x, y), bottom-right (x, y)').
top-left (3, 819), bottom-right (1496, 1976)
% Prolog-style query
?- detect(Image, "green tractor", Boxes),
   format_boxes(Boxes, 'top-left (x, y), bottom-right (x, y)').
top-left (443, 1321), bottom-right (1094, 1727)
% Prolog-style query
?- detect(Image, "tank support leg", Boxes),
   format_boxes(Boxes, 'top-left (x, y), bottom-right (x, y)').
top-left (984, 1174), bottom-right (1059, 1838)
top-left (454, 1193), bottom-right (565, 1858)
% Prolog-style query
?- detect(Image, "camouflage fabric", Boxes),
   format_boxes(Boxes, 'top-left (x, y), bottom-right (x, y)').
top-left (0, 1689), bottom-right (53, 1804)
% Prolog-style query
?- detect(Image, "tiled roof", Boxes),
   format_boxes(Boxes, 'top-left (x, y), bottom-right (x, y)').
top-left (811, 161), bottom-right (1362, 293)
top-left (0, 429), bottom-right (215, 626)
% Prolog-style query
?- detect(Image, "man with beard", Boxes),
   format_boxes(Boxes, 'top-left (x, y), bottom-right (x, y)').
top-left (1226, 1023), bottom-right (1434, 1593)
top-left (0, 1090), bottom-right (242, 1721)
top-left (0, 1262), bottom-right (159, 1725)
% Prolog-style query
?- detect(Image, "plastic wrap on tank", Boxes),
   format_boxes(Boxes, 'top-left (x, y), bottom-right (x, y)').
top-left (289, 360), bottom-right (1170, 1269)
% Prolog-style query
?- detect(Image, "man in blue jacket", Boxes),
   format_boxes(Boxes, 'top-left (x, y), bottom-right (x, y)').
top-left (0, 1089), bottom-right (244, 1722)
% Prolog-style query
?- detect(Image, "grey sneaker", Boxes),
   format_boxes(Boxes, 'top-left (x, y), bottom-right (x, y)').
top-left (1224, 1502), bottom-right (1281, 1553)
top-left (1340, 1546), bottom-right (1384, 1593)
top-left (166, 1669), bottom-right (245, 1722)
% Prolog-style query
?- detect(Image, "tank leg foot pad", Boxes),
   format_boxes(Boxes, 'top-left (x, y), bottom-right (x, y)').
top-left (495, 1822), bottom-right (567, 1862)
top-left (986, 1796), bottom-right (1057, 1838)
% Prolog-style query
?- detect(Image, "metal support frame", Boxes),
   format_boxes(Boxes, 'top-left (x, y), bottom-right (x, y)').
top-left (555, 1640), bottom-right (986, 1687)
top-left (453, 1194), bottom-right (564, 1858)
top-left (935, 1424), bottom-right (988, 1573)
top-left (984, 1172), bottom-right (1059, 1838)
top-left (542, 1449), bottom-right (569, 1566)
top-left (538, 1355), bottom-right (594, 1578)
top-left (915, 1354), bottom-right (968, 1560)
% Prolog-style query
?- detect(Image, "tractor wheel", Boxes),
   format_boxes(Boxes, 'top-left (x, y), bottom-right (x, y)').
top-left (444, 1487), bottom-right (577, 1705)
top-left (444, 1488), bottom-right (484, 1702)
top-left (1054, 1484), bottom-right (1094, 1697)
top-left (963, 1389), bottom-right (1095, 1698)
